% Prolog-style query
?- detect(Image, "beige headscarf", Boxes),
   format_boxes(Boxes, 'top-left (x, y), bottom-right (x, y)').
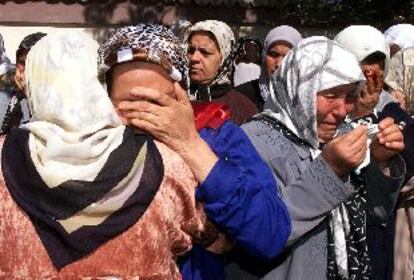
top-left (24, 31), bottom-right (125, 187)
top-left (385, 47), bottom-right (414, 113)
top-left (189, 20), bottom-right (236, 93)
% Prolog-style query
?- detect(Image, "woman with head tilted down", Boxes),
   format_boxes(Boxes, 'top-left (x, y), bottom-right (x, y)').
top-left (227, 37), bottom-right (406, 279)
top-left (0, 31), bottom-right (230, 279)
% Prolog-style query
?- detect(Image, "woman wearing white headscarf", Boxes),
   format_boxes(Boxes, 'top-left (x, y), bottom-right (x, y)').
top-left (235, 25), bottom-right (303, 111)
top-left (384, 24), bottom-right (414, 57)
top-left (0, 30), bottom-right (228, 279)
top-left (225, 37), bottom-right (406, 280)
top-left (187, 20), bottom-right (258, 124)
top-left (336, 25), bottom-right (414, 280)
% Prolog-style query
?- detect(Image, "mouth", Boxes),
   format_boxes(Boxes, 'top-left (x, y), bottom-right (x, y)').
top-left (323, 123), bottom-right (339, 130)
top-left (190, 68), bottom-right (201, 74)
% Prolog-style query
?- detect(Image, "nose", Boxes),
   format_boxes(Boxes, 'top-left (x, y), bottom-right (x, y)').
top-left (189, 50), bottom-right (201, 63)
top-left (333, 99), bottom-right (351, 119)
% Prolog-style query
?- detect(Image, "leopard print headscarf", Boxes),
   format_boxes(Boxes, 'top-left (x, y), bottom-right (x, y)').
top-left (98, 24), bottom-right (189, 89)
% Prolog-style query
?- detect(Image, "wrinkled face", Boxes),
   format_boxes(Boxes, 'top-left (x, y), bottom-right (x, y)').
top-left (188, 31), bottom-right (222, 85)
top-left (317, 83), bottom-right (359, 143)
top-left (265, 40), bottom-right (292, 76)
top-left (109, 61), bottom-right (175, 124)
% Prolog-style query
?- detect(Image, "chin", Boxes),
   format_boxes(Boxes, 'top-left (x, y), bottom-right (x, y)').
top-left (319, 131), bottom-right (336, 143)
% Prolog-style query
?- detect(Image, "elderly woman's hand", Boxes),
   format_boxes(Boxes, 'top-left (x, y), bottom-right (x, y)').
top-left (353, 68), bottom-right (383, 117)
top-left (322, 126), bottom-right (368, 177)
top-left (117, 83), bottom-right (218, 183)
top-left (370, 117), bottom-right (405, 169)
top-left (118, 83), bottom-right (198, 152)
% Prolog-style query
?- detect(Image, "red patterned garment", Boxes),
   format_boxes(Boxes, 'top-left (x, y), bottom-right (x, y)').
top-left (0, 139), bottom-right (226, 280)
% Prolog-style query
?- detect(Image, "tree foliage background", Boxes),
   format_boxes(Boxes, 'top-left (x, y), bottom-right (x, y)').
top-left (266, 0), bottom-right (414, 29)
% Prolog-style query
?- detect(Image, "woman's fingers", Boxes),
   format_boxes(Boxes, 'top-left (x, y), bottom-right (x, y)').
top-left (118, 100), bottom-right (161, 115)
top-left (129, 86), bottom-right (175, 106)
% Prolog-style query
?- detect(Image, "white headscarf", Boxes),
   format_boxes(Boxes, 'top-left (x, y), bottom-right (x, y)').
top-left (263, 36), bottom-right (365, 149)
top-left (384, 24), bottom-right (414, 49)
top-left (259, 25), bottom-right (303, 101)
top-left (335, 25), bottom-right (390, 75)
top-left (23, 31), bottom-right (125, 187)
top-left (263, 25), bottom-right (303, 54)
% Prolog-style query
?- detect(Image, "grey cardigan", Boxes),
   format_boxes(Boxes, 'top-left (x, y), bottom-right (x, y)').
top-left (225, 119), bottom-right (405, 280)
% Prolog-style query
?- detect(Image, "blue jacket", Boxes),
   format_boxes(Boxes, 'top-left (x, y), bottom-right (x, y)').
top-left (180, 120), bottom-right (291, 280)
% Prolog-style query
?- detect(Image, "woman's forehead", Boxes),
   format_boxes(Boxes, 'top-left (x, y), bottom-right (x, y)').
top-left (190, 32), bottom-right (219, 48)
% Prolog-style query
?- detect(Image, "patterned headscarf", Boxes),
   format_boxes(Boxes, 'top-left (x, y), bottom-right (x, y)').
top-left (98, 24), bottom-right (189, 89)
top-left (189, 20), bottom-right (236, 95)
top-left (259, 25), bottom-right (303, 101)
top-left (263, 36), bottom-right (365, 149)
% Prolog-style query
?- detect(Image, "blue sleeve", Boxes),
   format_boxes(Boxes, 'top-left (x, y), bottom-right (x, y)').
top-left (196, 121), bottom-right (291, 259)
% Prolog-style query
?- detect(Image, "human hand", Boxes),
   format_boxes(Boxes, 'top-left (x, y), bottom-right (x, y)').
top-left (118, 82), bottom-right (199, 152)
top-left (322, 126), bottom-right (368, 177)
top-left (354, 68), bottom-right (383, 117)
top-left (370, 117), bottom-right (404, 168)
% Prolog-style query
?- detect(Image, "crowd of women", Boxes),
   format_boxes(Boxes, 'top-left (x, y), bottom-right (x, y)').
top-left (0, 19), bottom-right (413, 280)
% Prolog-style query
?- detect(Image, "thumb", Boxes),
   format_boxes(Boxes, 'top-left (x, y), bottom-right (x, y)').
top-left (174, 82), bottom-right (190, 104)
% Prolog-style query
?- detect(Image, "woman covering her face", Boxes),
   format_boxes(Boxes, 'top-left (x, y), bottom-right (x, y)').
top-left (226, 37), bottom-right (406, 280)
top-left (0, 31), bottom-right (229, 279)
